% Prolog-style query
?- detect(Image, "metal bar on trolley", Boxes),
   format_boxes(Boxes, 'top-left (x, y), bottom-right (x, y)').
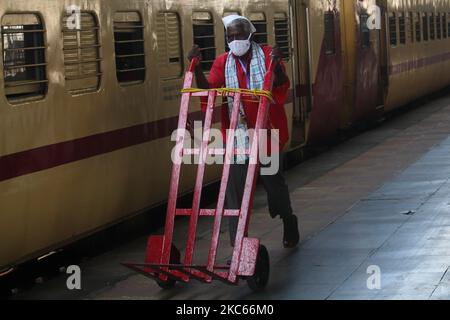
top-left (207, 92), bottom-right (243, 273)
top-left (228, 60), bottom-right (276, 283)
top-left (159, 58), bottom-right (199, 281)
top-left (184, 89), bottom-right (217, 267)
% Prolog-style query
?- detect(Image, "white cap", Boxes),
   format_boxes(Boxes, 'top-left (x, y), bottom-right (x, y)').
top-left (222, 15), bottom-right (257, 34)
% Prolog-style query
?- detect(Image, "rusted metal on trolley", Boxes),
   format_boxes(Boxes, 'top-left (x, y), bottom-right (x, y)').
top-left (123, 57), bottom-right (276, 291)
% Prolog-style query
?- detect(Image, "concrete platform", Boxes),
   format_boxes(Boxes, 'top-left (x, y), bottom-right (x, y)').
top-left (14, 93), bottom-right (450, 300)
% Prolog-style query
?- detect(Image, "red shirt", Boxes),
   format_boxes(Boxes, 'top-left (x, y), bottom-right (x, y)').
top-left (201, 45), bottom-right (290, 153)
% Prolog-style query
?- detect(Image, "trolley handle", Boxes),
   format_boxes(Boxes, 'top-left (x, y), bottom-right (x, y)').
top-left (188, 57), bottom-right (200, 73)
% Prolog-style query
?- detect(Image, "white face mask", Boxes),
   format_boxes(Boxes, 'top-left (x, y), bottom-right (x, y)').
top-left (228, 34), bottom-right (252, 57)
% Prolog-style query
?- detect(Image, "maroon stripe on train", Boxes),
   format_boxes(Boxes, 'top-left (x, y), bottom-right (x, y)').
top-left (0, 110), bottom-right (220, 183)
top-left (389, 52), bottom-right (450, 75)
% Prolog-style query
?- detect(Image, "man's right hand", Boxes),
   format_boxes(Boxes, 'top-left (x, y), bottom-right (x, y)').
top-left (188, 45), bottom-right (202, 62)
top-left (188, 45), bottom-right (209, 89)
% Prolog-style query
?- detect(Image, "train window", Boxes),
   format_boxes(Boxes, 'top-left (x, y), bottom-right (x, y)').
top-left (113, 12), bottom-right (146, 85)
top-left (430, 13), bottom-right (435, 40)
top-left (1, 13), bottom-right (47, 103)
top-left (398, 13), bottom-right (406, 44)
top-left (443, 13), bottom-right (447, 39)
top-left (437, 13), bottom-right (442, 39)
top-left (274, 12), bottom-right (291, 60)
top-left (422, 13), bottom-right (429, 41)
top-left (407, 12), bottom-right (414, 43)
top-left (223, 11), bottom-right (241, 52)
top-left (360, 13), bottom-right (370, 48)
top-left (389, 13), bottom-right (397, 46)
top-left (249, 13), bottom-right (268, 46)
top-left (324, 12), bottom-right (335, 55)
top-left (156, 12), bottom-right (183, 79)
top-left (62, 12), bottom-right (101, 95)
top-left (193, 12), bottom-right (216, 71)
top-left (415, 12), bottom-right (421, 42)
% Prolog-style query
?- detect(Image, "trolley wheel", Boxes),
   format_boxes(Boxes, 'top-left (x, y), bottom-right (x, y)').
top-left (156, 245), bottom-right (180, 290)
top-left (247, 245), bottom-right (270, 292)
top-left (156, 277), bottom-right (176, 290)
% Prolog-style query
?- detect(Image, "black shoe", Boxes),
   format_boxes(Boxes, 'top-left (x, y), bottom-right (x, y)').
top-left (283, 215), bottom-right (300, 249)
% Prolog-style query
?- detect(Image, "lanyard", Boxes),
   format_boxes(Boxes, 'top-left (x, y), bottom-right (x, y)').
top-left (234, 59), bottom-right (250, 123)
top-left (237, 58), bottom-right (251, 89)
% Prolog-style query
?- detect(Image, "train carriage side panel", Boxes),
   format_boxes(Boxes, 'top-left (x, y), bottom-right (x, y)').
top-left (384, 0), bottom-right (450, 111)
top-left (0, 0), bottom-right (166, 269)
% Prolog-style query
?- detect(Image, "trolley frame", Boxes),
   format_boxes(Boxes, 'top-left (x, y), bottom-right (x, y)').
top-left (123, 57), bottom-right (277, 289)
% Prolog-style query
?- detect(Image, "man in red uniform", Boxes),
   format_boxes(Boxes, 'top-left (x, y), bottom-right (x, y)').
top-left (188, 15), bottom-right (300, 249)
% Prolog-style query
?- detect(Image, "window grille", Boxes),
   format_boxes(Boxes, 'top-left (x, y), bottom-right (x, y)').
top-left (2, 13), bottom-right (47, 103)
top-left (114, 11), bottom-right (146, 84)
top-left (62, 12), bottom-right (101, 94)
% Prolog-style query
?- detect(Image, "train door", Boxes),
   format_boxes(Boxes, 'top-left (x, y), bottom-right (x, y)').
top-left (289, 0), bottom-right (310, 148)
top-left (364, 0), bottom-right (387, 112)
top-left (342, 0), bottom-right (386, 122)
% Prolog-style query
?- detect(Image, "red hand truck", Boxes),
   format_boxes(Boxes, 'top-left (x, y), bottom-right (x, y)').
top-left (123, 57), bottom-right (277, 292)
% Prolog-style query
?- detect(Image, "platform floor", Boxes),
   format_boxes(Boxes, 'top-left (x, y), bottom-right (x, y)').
top-left (14, 93), bottom-right (450, 300)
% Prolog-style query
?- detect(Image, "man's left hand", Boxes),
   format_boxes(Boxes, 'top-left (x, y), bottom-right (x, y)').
top-left (271, 45), bottom-right (283, 64)
top-left (271, 45), bottom-right (288, 87)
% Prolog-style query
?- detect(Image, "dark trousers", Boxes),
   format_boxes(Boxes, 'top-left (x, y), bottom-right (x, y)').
top-left (224, 153), bottom-right (293, 245)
